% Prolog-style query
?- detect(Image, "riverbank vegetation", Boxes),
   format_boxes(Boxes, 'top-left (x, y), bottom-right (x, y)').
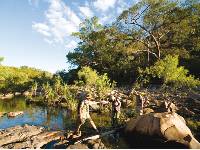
top-left (26, 67), bottom-right (115, 111)
top-left (0, 65), bottom-right (52, 97)
top-left (0, 0), bottom-right (200, 148)
top-left (1, 0), bottom-right (200, 115)
top-left (1, 0), bottom-right (200, 113)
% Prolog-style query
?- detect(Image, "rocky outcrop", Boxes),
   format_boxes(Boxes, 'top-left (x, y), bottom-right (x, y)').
top-left (65, 139), bottom-right (105, 149)
top-left (124, 112), bottom-right (200, 149)
top-left (0, 124), bottom-right (64, 149)
top-left (0, 125), bottom-right (107, 149)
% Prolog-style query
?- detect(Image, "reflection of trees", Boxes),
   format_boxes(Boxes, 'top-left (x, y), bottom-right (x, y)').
top-left (62, 110), bottom-right (77, 130)
top-left (0, 97), bottom-right (26, 112)
top-left (26, 105), bottom-right (37, 122)
top-left (43, 106), bottom-right (60, 128)
top-left (0, 97), bottom-right (111, 131)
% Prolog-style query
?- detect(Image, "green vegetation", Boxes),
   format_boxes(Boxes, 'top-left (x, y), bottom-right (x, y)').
top-left (76, 66), bottom-right (115, 100)
top-left (137, 55), bottom-right (200, 89)
top-left (186, 119), bottom-right (200, 139)
top-left (66, 0), bottom-right (200, 87)
top-left (0, 57), bottom-right (4, 65)
top-left (0, 65), bottom-right (52, 96)
top-left (1, 0), bottom-right (200, 115)
top-left (27, 67), bottom-right (114, 111)
top-left (28, 76), bottom-right (78, 111)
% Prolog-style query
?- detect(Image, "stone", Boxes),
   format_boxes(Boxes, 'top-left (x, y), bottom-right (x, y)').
top-left (143, 108), bottom-right (154, 114)
top-left (67, 143), bottom-right (88, 149)
top-left (124, 112), bottom-right (200, 149)
top-left (7, 111), bottom-right (24, 117)
top-left (0, 124), bottom-right (65, 149)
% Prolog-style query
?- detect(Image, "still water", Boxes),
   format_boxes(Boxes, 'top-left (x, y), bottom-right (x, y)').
top-left (0, 96), bottom-right (77, 130)
top-left (0, 96), bottom-right (128, 148)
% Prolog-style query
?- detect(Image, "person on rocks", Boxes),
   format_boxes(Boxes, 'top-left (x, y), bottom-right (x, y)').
top-left (109, 90), bottom-right (121, 127)
top-left (132, 90), bottom-right (146, 115)
top-left (133, 90), bottom-right (149, 115)
top-left (74, 92), bottom-right (100, 136)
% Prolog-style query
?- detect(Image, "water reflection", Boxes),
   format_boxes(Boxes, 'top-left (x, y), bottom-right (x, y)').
top-left (0, 97), bottom-right (128, 148)
top-left (0, 97), bottom-right (76, 130)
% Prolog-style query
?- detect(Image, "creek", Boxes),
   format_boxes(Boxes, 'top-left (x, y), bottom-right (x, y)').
top-left (0, 96), bottom-right (128, 148)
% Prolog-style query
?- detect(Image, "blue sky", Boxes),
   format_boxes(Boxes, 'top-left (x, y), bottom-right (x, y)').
top-left (0, 0), bottom-right (137, 73)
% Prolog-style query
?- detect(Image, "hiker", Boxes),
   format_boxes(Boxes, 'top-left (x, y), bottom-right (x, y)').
top-left (109, 90), bottom-right (121, 127)
top-left (132, 90), bottom-right (145, 115)
top-left (74, 92), bottom-right (99, 135)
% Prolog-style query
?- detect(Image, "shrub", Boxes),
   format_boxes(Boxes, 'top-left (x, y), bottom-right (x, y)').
top-left (137, 55), bottom-right (200, 89)
top-left (76, 66), bottom-right (115, 100)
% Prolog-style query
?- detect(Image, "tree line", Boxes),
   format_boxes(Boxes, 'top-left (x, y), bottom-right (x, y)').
top-left (0, 65), bottom-right (52, 96)
top-left (1, 0), bottom-right (200, 97)
top-left (64, 0), bottom-right (200, 88)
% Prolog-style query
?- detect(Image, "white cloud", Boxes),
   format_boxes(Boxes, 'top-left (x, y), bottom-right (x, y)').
top-left (32, 23), bottom-right (51, 37)
top-left (45, 0), bottom-right (81, 43)
top-left (93, 0), bottom-right (117, 12)
top-left (32, 0), bottom-right (81, 43)
top-left (32, 0), bottom-right (134, 47)
top-left (65, 40), bottom-right (77, 50)
top-left (79, 6), bottom-right (94, 18)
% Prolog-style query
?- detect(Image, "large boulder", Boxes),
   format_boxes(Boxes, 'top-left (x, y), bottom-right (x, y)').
top-left (124, 112), bottom-right (200, 149)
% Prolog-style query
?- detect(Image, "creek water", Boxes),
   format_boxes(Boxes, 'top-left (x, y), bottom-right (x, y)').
top-left (0, 96), bottom-right (129, 148)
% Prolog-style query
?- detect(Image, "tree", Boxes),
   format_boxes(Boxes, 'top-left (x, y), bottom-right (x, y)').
top-left (66, 0), bottom-right (200, 85)
top-left (0, 65), bottom-right (52, 95)
top-left (137, 55), bottom-right (200, 89)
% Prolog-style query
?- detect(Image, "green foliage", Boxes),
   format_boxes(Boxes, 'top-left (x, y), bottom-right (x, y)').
top-left (0, 57), bottom-right (4, 65)
top-left (30, 76), bottom-right (78, 111)
top-left (186, 119), bottom-right (200, 139)
top-left (66, 0), bottom-right (200, 85)
top-left (76, 66), bottom-right (115, 100)
top-left (0, 65), bottom-right (52, 95)
top-left (137, 55), bottom-right (200, 89)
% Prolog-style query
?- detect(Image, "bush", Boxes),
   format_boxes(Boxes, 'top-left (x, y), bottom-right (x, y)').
top-left (137, 55), bottom-right (200, 89)
top-left (76, 66), bottom-right (115, 100)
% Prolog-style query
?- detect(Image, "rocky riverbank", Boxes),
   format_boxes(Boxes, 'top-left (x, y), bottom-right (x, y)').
top-left (0, 124), bottom-right (107, 149)
top-left (0, 111), bottom-right (200, 149)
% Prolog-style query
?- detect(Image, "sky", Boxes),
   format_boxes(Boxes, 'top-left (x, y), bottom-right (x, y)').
top-left (0, 0), bottom-right (137, 73)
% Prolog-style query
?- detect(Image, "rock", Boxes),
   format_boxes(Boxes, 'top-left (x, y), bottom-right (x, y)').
top-left (89, 103), bottom-right (100, 111)
top-left (0, 124), bottom-right (65, 149)
top-left (67, 143), bottom-right (89, 149)
top-left (152, 100), bottom-right (178, 113)
top-left (143, 108), bottom-right (154, 114)
top-left (7, 111), bottom-right (24, 117)
top-left (87, 139), bottom-right (105, 149)
top-left (53, 140), bottom-right (68, 149)
top-left (124, 112), bottom-right (200, 149)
